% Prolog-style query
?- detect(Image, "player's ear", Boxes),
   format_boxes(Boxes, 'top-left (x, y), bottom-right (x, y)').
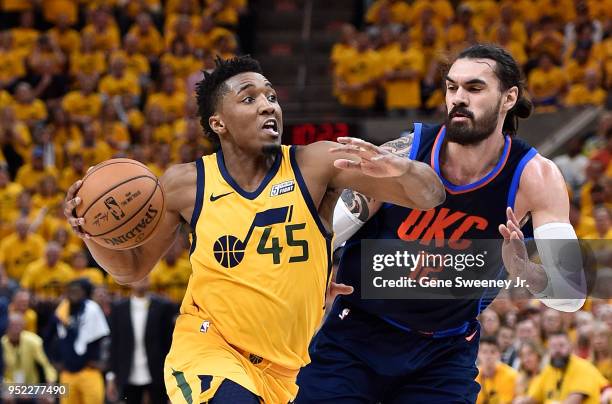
top-left (209, 114), bottom-right (226, 136)
top-left (503, 86), bottom-right (518, 112)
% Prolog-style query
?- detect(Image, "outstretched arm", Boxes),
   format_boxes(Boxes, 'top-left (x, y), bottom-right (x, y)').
top-left (500, 155), bottom-right (586, 312)
top-left (333, 134), bottom-right (416, 248)
top-left (297, 137), bottom-right (445, 214)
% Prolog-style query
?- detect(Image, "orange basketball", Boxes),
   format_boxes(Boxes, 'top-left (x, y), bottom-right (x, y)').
top-left (75, 158), bottom-right (165, 250)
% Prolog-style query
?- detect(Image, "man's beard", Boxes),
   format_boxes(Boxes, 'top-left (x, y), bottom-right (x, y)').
top-left (550, 355), bottom-right (570, 369)
top-left (445, 98), bottom-right (501, 146)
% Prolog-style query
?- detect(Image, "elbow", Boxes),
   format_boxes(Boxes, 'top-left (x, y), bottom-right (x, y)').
top-left (540, 297), bottom-right (586, 313)
top-left (413, 180), bottom-right (446, 210)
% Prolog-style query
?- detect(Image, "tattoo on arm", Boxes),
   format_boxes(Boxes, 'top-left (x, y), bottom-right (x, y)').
top-left (339, 132), bottom-right (414, 221)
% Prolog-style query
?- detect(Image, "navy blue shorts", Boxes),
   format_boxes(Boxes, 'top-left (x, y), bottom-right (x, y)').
top-left (295, 299), bottom-right (481, 404)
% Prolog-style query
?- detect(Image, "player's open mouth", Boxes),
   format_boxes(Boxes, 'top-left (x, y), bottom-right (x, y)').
top-left (262, 119), bottom-right (279, 136)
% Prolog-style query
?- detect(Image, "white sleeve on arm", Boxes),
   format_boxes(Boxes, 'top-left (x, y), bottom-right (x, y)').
top-left (333, 198), bottom-right (366, 250)
top-left (533, 222), bottom-right (586, 312)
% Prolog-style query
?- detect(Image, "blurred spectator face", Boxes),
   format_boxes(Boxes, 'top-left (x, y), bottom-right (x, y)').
top-left (481, 309), bottom-right (501, 336)
top-left (356, 33), bottom-right (370, 52)
top-left (575, 47), bottom-right (589, 65)
top-left (156, 143), bottom-right (171, 166)
top-left (339, 24), bottom-right (356, 44)
top-left (420, 6), bottom-right (434, 24)
top-left (200, 15), bottom-right (215, 32)
top-left (81, 32), bottom-right (95, 52)
top-left (147, 105), bottom-right (166, 125)
top-left (586, 159), bottom-right (604, 182)
top-left (78, 74), bottom-right (98, 94)
top-left (71, 250), bottom-right (88, 269)
top-left (110, 57), bottom-right (126, 77)
top-left (497, 25), bottom-right (511, 44)
top-left (457, 5), bottom-right (472, 25)
top-left (538, 54), bottom-right (554, 70)
top-left (12, 290), bottom-right (31, 312)
top-left (136, 13), bottom-right (153, 32)
top-left (543, 309), bottom-right (563, 335)
top-left (45, 242), bottom-right (62, 267)
top-left (177, 0), bottom-right (194, 14)
top-left (15, 83), bottom-right (33, 104)
top-left (53, 228), bottom-right (69, 247)
top-left (124, 34), bottom-right (139, 54)
top-left (171, 39), bottom-right (188, 56)
top-left (7, 313), bottom-right (25, 343)
top-left (102, 102), bottom-right (117, 121)
top-left (82, 123), bottom-right (96, 144)
top-left (66, 281), bottom-right (87, 306)
top-left (70, 153), bottom-right (84, 172)
top-left (600, 307), bottom-right (612, 330)
top-left (40, 176), bottom-right (58, 196)
top-left (179, 143), bottom-right (194, 163)
top-left (500, 5), bottom-right (513, 24)
top-left (15, 218), bottom-right (30, 238)
top-left (162, 77), bottom-right (177, 94)
top-left (591, 323), bottom-right (610, 353)
top-left (20, 11), bottom-right (34, 28)
top-left (591, 183), bottom-right (606, 205)
top-left (31, 150), bottom-right (44, 170)
top-left (52, 107), bottom-right (68, 126)
top-left (92, 9), bottom-right (109, 31)
top-left (478, 341), bottom-right (500, 371)
top-left (519, 343), bottom-right (541, 374)
top-left (548, 334), bottom-right (572, 368)
top-left (175, 16), bottom-right (192, 37)
top-left (377, 5), bottom-right (392, 25)
top-left (17, 191), bottom-right (32, 211)
top-left (584, 69), bottom-right (600, 90)
top-left (56, 13), bottom-right (71, 30)
top-left (517, 319), bottom-right (539, 343)
top-left (497, 326), bottom-right (514, 352)
top-left (593, 207), bottom-right (611, 235)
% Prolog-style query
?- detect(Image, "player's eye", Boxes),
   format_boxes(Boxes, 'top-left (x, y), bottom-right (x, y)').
top-left (469, 87), bottom-right (483, 92)
top-left (267, 94), bottom-right (277, 103)
top-left (242, 96), bottom-right (254, 103)
top-left (446, 85), bottom-right (457, 91)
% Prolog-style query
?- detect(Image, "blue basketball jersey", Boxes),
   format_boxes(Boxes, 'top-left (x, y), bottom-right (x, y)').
top-left (336, 123), bottom-right (538, 333)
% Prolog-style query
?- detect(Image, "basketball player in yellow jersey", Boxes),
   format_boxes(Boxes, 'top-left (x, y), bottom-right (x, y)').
top-left (64, 56), bottom-right (445, 403)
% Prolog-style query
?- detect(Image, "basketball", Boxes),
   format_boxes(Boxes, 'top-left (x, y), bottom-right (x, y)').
top-left (75, 158), bottom-right (165, 250)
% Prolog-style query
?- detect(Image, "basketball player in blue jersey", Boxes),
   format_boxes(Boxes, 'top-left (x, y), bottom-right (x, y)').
top-left (295, 45), bottom-right (586, 403)
top-left (63, 56), bottom-right (445, 403)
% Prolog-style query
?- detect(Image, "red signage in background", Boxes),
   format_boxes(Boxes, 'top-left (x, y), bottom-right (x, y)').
top-left (283, 122), bottom-right (357, 145)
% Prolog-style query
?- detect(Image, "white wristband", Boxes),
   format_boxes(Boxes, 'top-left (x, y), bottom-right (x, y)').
top-left (332, 198), bottom-right (365, 250)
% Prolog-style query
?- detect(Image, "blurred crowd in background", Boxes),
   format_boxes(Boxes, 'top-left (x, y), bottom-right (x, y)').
top-left (332, 0), bottom-right (612, 115)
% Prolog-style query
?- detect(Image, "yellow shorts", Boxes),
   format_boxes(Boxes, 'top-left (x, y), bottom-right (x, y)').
top-left (164, 313), bottom-right (299, 404)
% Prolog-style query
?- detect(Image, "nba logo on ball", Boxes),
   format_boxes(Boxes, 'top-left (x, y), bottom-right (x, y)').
top-left (200, 321), bottom-right (210, 333)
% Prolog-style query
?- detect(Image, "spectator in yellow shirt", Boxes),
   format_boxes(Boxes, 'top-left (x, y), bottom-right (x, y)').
top-left (515, 341), bottom-right (545, 396)
top-left (530, 16), bottom-right (565, 62)
top-left (10, 11), bottom-right (38, 54)
top-left (192, 15), bottom-right (235, 53)
top-left (12, 82), bottom-right (48, 129)
top-left (591, 321), bottom-right (611, 382)
top-left (114, 35), bottom-right (150, 80)
top-left (71, 250), bottom-right (104, 287)
top-left (165, 14), bottom-right (195, 49)
top-left (146, 75), bottom-right (187, 123)
top-left (127, 12), bottom-right (164, 59)
top-left (0, 167), bottom-right (23, 237)
top-left (150, 236), bottom-right (192, 303)
top-left (69, 32), bottom-right (106, 78)
top-left (21, 242), bottom-right (76, 301)
top-left (15, 147), bottom-right (59, 191)
top-left (0, 217), bottom-right (46, 281)
top-left (47, 13), bottom-right (81, 55)
top-left (100, 55), bottom-right (141, 98)
top-left (564, 46), bottom-right (601, 85)
top-left (565, 69), bottom-right (607, 108)
top-left (521, 332), bottom-right (609, 404)
top-left (476, 336), bottom-right (519, 404)
top-left (161, 39), bottom-right (199, 80)
top-left (410, 0), bottom-right (453, 27)
top-left (42, 0), bottom-right (78, 26)
top-left (204, 0), bottom-right (243, 27)
top-left (59, 152), bottom-right (85, 192)
top-left (0, 31), bottom-right (26, 88)
top-left (61, 74), bottom-right (102, 125)
top-left (488, 4), bottom-right (528, 46)
top-left (528, 53), bottom-right (567, 111)
top-left (0, 106), bottom-right (32, 165)
top-left (2, 312), bottom-right (57, 383)
top-left (381, 32), bottom-right (424, 114)
top-left (81, 8), bottom-right (120, 52)
top-left (99, 101), bottom-right (130, 151)
top-left (584, 206), bottom-right (612, 239)
top-left (495, 24), bottom-right (528, 68)
top-left (66, 121), bottom-right (113, 168)
top-left (32, 175), bottom-right (63, 213)
top-left (334, 32), bottom-right (382, 111)
top-left (365, 0), bottom-right (411, 26)
top-left (9, 289), bottom-right (37, 334)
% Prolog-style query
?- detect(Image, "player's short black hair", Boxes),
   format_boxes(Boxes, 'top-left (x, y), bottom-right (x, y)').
top-left (195, 55), bottom-right (263, 147)
top-left (453, 44), bottom-right (533, 136)
top-left (480, 335), bottom-right (500, 350)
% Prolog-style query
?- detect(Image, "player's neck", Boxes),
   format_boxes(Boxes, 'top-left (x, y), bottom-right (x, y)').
top-left (220, 143), bottom-right (277, 193)
top-left (441, 131), bottom-right (506, 186)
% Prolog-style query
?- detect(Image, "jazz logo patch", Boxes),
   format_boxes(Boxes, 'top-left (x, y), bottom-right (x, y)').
top-left (339, 308), bottom-right (350, 320)
top-left (270, 180), bottom-right (295, 197)
top-left (200, 321), bottom-right (210, 333)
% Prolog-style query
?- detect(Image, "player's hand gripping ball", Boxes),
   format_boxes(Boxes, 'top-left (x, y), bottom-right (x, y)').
top-left (71, 158), bottom-right (165, 250)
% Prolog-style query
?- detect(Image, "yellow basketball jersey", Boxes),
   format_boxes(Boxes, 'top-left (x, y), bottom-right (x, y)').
top-left (183, 145), bottom-right (332, 370)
